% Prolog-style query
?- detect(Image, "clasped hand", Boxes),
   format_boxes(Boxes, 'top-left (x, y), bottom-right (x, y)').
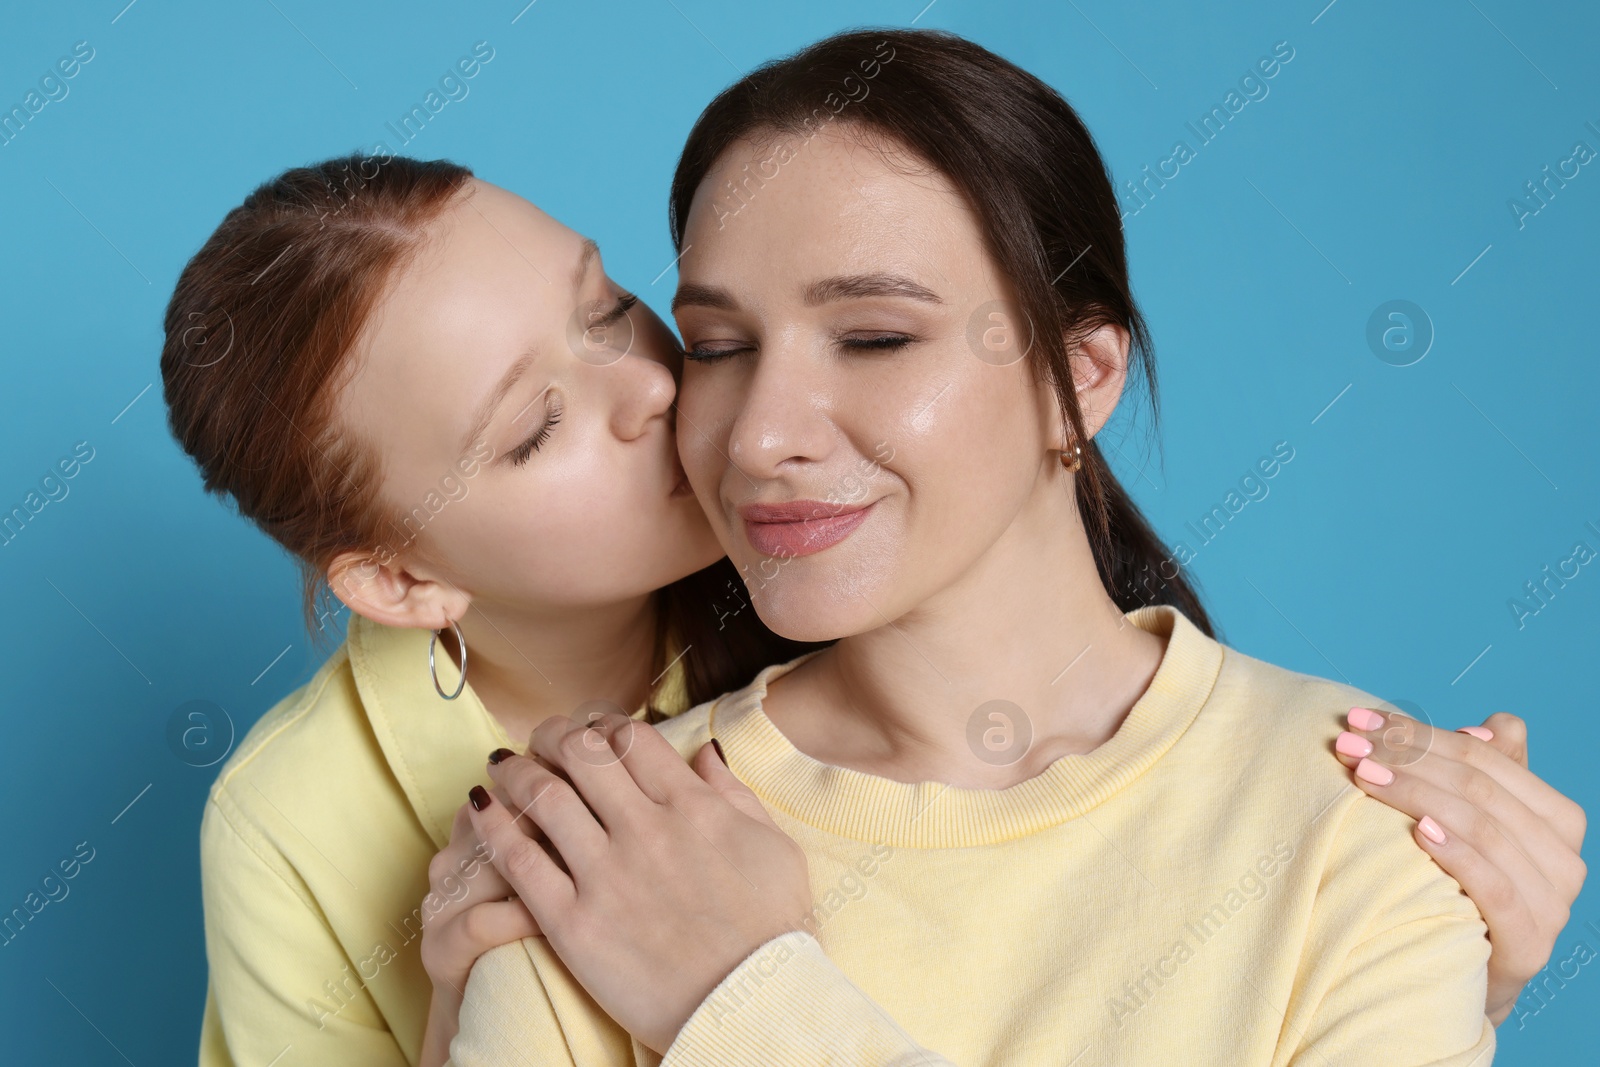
top-left (461, 711), bottom-right (814, 1054)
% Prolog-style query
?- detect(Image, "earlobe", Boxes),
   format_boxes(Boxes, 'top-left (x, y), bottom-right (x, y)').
top-left (327, 550), bottom-right (469, 631)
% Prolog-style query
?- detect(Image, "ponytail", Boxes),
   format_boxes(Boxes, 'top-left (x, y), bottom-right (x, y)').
top-left (1081, 444), bottom-right (1215, 637)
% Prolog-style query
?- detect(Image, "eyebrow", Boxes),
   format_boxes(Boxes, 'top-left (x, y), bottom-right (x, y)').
top-left (459, 239), bottom-right (600, 453)
top-left (672, 272), bottom-right (942, 313)
top-left (462, 352), bottom-right (536, 454)
top-left (572, 237), bottom-right (600, 292)
top-left (804, 273), bottom-right (943, 305)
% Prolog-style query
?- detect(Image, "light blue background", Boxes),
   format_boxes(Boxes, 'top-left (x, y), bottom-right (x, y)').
top-left (2, 0), bottom-right (1595, 1062)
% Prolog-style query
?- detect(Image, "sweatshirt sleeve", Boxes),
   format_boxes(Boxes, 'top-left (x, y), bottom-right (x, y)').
top-left (199, 797), bottom-right (408, 1066)
top-left (449, 932), bottom-right (954, 1067)
top-left (447, 936), bottom-right (640, 1066)
top-left (1276, 792), bottom-right (1496, 1066)
top-left (660, 931), bottom-right (957, 1066)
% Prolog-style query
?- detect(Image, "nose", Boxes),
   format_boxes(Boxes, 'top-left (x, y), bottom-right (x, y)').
top-left (608, 348), bottom-right (678, 442)
top-left (724, 340), bottom-right (833, 481)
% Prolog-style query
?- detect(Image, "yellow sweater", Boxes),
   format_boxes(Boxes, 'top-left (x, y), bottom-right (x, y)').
top-left (448, 605), bottom-right (1495, 1066)
top-left (196, 614), bottom-right (685, 1066)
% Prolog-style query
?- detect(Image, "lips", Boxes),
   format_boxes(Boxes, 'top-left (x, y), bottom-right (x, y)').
top-left (739, 499), bottom-right (874, 558)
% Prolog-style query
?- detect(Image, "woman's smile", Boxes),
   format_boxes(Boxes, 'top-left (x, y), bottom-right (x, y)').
top-left (738, 498), bottom-right (875, 557)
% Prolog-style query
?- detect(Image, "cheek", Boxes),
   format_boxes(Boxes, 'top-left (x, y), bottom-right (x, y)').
top-left (412, 443), bottom-right (615, 572)
top-left (881, 360), bottom-right (1040, 494)
top-left (879, 364), bottom-right (1047, 552)
top-left (676, 367), bottom-right (732, 493)
top-left (428, 450), bottom-right (715, 604)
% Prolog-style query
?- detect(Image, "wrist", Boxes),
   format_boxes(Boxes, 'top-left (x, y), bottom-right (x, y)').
top-left (426, 986), bottom-right (464, 1038)
top-left (1486, 977), bottom-right (1516, 1028)
top-left (420, 997), bottom-right (461, 1067)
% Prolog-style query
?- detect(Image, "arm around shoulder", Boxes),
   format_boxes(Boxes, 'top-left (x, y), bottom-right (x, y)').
top-left (449, 931), bottom-right (955, 1067)
top-left (661, 930), bottom-right (956, 1066)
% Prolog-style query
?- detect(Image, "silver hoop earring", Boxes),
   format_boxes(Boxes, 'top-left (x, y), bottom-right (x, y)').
top-left (429, 619), bottom-right (468, 700)
top-left (1061, 440), bottom-right (1083, 473)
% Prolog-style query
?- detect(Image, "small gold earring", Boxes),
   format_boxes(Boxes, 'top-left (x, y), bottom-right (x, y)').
top-left (1060, 441), bottom-right (1083, 473)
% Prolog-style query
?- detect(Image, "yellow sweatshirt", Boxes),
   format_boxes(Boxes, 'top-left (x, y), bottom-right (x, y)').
top-left (448, 605), bottom-right (1495, 1066)
top-left (196, 615), bottom-right (685, 1066)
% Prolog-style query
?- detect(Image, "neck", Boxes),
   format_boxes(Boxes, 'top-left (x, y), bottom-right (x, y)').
top-left (447, 593), bottom-right (661, 743)
top-left (776, 476), bottom-right (1166, 790)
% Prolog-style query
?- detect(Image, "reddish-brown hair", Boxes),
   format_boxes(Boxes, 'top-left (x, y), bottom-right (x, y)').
top-left (162, 153), bottom-right (467, 625)
top-left (162, 153), bottom-right (816, 707)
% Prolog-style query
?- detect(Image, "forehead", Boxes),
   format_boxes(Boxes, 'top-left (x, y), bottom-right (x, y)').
top-left (338, 182), bottom-right (586, 454)
top-left (356, 181), bottom-right (585, 366)
top-left (390, 180), bottom-right (582, 312)
top-left (677, 126), bottom-right (980, 288)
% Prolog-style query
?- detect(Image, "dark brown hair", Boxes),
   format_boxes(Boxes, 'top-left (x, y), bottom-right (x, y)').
top-left (161, 153), bottom-right (814, 709)
top-left (669, 28), bottom-right (1215, 637)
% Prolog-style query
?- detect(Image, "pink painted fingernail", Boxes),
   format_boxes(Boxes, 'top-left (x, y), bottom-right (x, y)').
top-left (1418, 816), bottom-right (1447, 845)
top-left (1355, 757), bottom-right (1395, 786)
top-left (1348, 707), bottom-right (1385, 731)
top-left (1457, 726), bottom-right (1494, 742)
top-left (1336, 731), bottom-right (1374, 758)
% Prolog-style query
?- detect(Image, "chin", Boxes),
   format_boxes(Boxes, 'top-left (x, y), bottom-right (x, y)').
top-left (737, 558), bottom-right (887, 643)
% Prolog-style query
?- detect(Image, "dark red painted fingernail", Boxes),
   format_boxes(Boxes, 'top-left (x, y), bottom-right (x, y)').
top-left (488, 748), bottom-right (515, 765)
top-left (469, 785), bottom-right (491, 811)
top-left (711, 738), bottom-right (728, 766)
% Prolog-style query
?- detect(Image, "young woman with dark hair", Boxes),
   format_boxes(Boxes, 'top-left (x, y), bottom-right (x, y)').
top-left (444, 28), bottom-right (1585, 1065)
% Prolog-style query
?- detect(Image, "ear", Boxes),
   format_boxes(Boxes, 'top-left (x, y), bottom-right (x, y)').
top-left (1050, 322), bottom-right (1131, 448)
top-left (327, 549), bottom-right (471, 632)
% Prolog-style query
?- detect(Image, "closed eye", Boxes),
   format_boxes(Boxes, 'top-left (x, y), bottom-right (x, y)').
top-left (683, 343), bottom-right (752, 363)
top-left (591, 291), bottom-right (637, 330)
top-left (839, 334), bottom-right (914, 352)
top-left (508, 395), bottom-right (564, 466)
top-left (684, 332), bottom-right (918, 362)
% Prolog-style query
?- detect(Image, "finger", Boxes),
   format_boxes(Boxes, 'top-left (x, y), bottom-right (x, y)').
top-left (1343, 707), bottom-right (1581, 845)
top-left (1405, 823), bottom-right (1551, 981)
top-left (454, 897), bottom-right (542, 953)
top-left (690, 740), bottom-right (780, 828)
top-left (1344, 746), bottom-right (1578, 914)
top-left (484, 784), bottom-right (570, 878)
top-left (485, 754), bottom-right (608, 871)
top-left (449, 800), bottom-right (475, 844)
top-left (487, 784), bottom-right (545, 842)
top-left (1340, 725), bottom-right (1588, 915)
top-left (435, 804), bottom-right (485, 878)
top-left (527, 711), bottom-right (652, 829)
top-left (1341, 716), bottom-right (1581, 883)
top-left (428, 809), bottom-right (501, 906)
top-left (604, 714), bottom-right (718, 808)
top-left (428, 898), bottom-right (544, 997)
top-left (1477, 712), bottom-right (1527, 767)
top-left (442, 832), bottom-right (519, 901)
top-left (449, 792), bottom-right (547, 865)
top-left (465, 785), bottom-right (575, 921)
top-left (1436, 719), bottom-right (1582, 854)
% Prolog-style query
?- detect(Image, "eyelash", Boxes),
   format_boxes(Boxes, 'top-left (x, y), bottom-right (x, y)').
top-left (508, 400), bottom-right (563, 466)
top-left (585, 287), bottom-right (633, 334)
top-left (842, 334), bottom-right (913, 351)
top-left (685, 334), bottom-right (916, 362)
top-left (592, 291), bottom-right (637, 330)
